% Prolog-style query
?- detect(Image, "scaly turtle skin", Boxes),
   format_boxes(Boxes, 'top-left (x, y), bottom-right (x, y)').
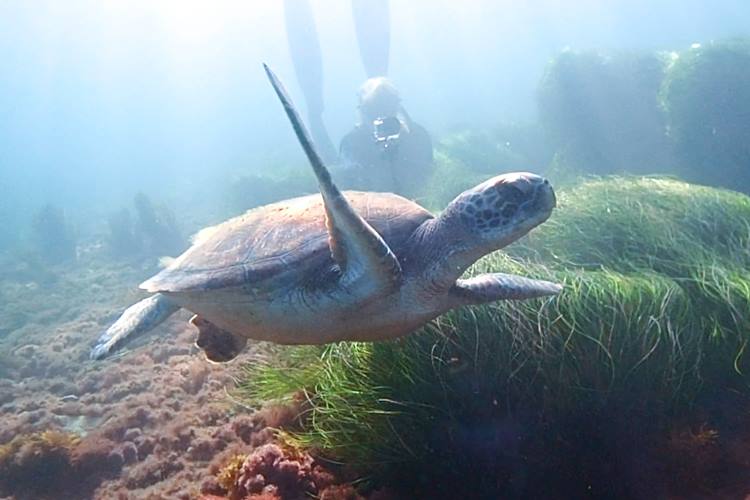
top-left (91, 65), bottom-right (561, 362)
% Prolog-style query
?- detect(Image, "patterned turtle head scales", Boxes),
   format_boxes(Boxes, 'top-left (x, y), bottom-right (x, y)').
top-left (445, 172), bottom-right (556, 251)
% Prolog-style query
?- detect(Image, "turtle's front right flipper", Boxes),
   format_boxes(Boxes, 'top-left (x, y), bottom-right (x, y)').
top-left (90, 293), bottom-right (180, 360)
top-left (264, 64), bottom-right (402, 293)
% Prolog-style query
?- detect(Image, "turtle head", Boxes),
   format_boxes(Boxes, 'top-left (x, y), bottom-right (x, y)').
top-left (446, 172), bottom-right (556, 250)
top-left (413, 172), bottom-right (556, 301)
top-left (419, 172), bottom-right (555, 293)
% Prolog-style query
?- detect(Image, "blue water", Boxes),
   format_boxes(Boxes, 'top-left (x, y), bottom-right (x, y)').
top-left (1, 2), bottom-right (750, 498)
top-left (1, 0), bottom-right (748, 240)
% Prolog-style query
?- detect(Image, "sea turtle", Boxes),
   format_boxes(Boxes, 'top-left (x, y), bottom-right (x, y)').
top-left (90, 65), bottom-right (561, 363)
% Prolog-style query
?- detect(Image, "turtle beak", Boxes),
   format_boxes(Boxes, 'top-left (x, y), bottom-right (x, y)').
top-left (536, 178), bottom-right (556, 213)
top-left (509, 174), bottom-right (556, 221)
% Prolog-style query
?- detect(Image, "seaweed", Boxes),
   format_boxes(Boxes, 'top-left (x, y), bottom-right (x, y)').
top-left (538, 49), bottom-right (675, 175)
top-left (0, 210), bottom-right (19, 253)
top-left (0, 430), bottom-right (80, 499)
top-left (660, 38), bottom-right (750, 193)
top-left (107, 208), bottom-right (142, 258)
top-left (436, 123), bottom-right (554, 176)
top-left (30, 204), bottom-right (76, 264)
top-left (106, 193), bottom-right (186, 259)
top-left (215, 453), bottom-right (247, 496)
top-left (133, 192), bottom-right (185, 257)
top-left (0, 430), bottom-right (124, 499)
top-left (225, 171), bottom-right (316, 215)
top-left (418, 152), bottom-right (488, 210)
top-left (0, 249), bottom-right (59, 285)
top-left (237, 176), bottom-right (750, 497)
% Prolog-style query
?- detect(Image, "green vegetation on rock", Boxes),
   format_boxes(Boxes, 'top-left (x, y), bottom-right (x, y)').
top-left (538, 50), bottom-right (674, 175)
top-left (436, 123), bottom-right (553, 175)
top-left (661, 39), bottom-right (750, 192)
top-left (224, 169), bottom-right (316, 216)
top-left (31, 204), bottom-right (77, 264)
top-left (419, 152), bottom-right (488, 210)
top-left (106, 193), bottom-right (186, 260)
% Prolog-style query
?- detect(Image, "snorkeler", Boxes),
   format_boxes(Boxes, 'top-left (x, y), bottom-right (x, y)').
top-left (283, 0), bottom-right (434, 196)
top-left (339, 77), bottom-right (433, 195)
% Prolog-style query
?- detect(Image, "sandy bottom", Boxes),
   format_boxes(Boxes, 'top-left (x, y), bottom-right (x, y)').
top-left (0, 251), bottom-right (361, 500)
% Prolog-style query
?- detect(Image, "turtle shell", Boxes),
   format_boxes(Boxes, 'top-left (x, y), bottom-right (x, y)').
top-left (141, 191), bottom-right (433, 294)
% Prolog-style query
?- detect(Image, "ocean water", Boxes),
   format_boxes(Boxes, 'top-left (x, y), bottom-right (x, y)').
top-left (1, 1), bottom-right (750, 498)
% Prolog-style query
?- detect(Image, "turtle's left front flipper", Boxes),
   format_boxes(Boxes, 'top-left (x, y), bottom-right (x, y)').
top-left (450, 273), bottom-right (562, 306)
top-left (90, 293), bottom-right (180, 360)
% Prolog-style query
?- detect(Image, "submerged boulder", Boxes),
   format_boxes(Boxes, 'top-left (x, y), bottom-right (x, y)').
top-left (538, 49), bottom-right (674, 175)
top-left (30, 204), bottom-right (76, 265)
top-left (661, 38), bottom-right (750, 193)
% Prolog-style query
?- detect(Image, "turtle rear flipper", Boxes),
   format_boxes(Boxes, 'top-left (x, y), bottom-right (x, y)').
top-left (191, 315), bottom-right (247, 363)
top-left (90, 293), bottom-right (180, 360)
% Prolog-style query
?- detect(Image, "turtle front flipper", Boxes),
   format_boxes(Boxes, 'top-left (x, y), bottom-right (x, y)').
top-left (91, 293), bottom-right (180, 360)
top-left (191, 315), bottom-right (247, 363)
top-left (449, 273), bottom-right (562, 306)
top-left (264, 64), bottom-right (402, 293)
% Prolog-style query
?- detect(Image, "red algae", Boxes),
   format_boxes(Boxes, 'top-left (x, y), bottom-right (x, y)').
top-left (0, 255), bottom-right (359, 499)
top-left (204, 443), bottom-right (364, 500)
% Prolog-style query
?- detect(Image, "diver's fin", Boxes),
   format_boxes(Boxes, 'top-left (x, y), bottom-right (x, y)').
top-left (191, 315), bottom-right (247, 363)
top-left (90, 293), bottom-right (179, 360)
top-left (264, 64), bottom-right (402, 292)
top-left (282, 0), bottom-right (337, 163)
top-left (351, 0), bottom-right (391, 77)
top-left (450, 273), bottom-right (562, 306)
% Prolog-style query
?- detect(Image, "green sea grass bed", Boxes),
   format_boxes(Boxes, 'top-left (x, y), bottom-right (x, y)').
top-left (239, 177), bottom-right (750, 498)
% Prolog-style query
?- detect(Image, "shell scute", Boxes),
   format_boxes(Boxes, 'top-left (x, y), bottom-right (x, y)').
top-left (141, 191), bottom-right (432, 293)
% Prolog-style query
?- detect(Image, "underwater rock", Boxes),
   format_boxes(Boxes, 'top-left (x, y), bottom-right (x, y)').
top-left (419, 153), bottom-right (488, 209)
top-left (0, 430), bottom-right (79, 498)
top-left (0, 309), bottom-right (29, 338)
top-left (225, 172), bottom-right (315, 215)
top-left (436, 123), bottom-right (553, 176)
top-left (538, 49), bottom-right (674, 175)
top-left (119, 441), bottom-right (139, 464)
top-left (107, 207), bottom-right (142, 257)
top-left (180, 359), bottom-right (209, 395)
top-left (661, 38), bottom-right (750, 193)
top-left (0, 251), bottom-right (59, 286)
top-left (133, 192), bottom-right (186, 257)
top-left (125, 453), bottom-right (185, 489)
top-left (107, 193), bottom-right (186, 260)
top-left (0, 429), bottom-right (122, 499)
top-left (30, 204), bottom-right (77, 265)
top-left (0, 252), bottom-right (272, 498)
top-left (214, 443), bottom-right (339, 500)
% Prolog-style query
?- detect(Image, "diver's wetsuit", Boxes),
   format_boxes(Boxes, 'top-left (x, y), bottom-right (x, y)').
top-left (339, 118), bottom-right (433, 196)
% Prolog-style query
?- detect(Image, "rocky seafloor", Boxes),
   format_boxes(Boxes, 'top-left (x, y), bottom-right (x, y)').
top-left (0, 246), bottom-right (369, 500)
top-left (4, 234), bottom-right (750, 499)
